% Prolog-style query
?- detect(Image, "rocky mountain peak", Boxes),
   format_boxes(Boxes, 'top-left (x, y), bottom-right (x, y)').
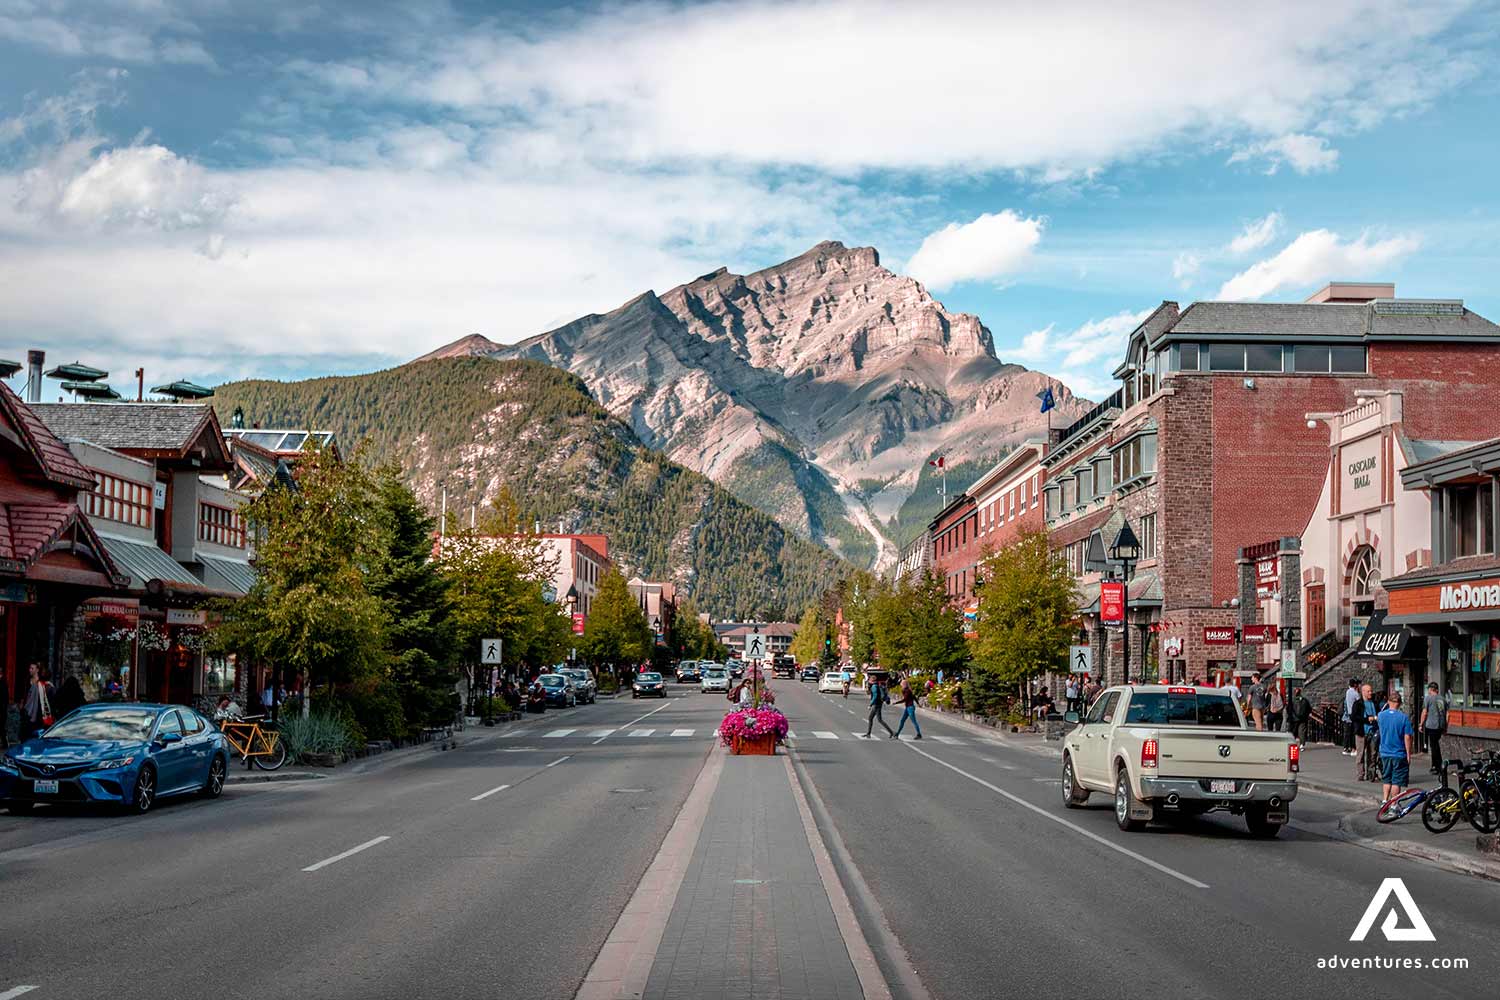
top-left (413, 332), bottom-right (503, 362)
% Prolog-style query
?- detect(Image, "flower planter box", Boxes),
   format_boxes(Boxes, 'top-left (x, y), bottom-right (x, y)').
top-left (731, 733), bottom-right (777, 756)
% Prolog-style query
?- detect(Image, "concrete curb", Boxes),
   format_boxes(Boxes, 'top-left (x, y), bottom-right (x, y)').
top-left (1334, 812), bottom-right (1500, 883)
top-left (227, 770), bottom-right (328, 785)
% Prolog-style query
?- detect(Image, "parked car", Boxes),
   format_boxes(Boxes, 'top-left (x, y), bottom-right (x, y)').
top-left (801, 665), bottom-right (821, 682)
top-left (537, 673), bottom-right (576, 708)
top-left (1061, 684), bottom-right (1298, 837)
top-left (772, 655), bottom-right (796, 679)
top-left (675, 661), bottom-right (700, 683)
top-left (632, 671), bottom-right (667, 699)
top-left (729, 661), bottom-right (745, 679)
top-left (700, 666), bottom-right (730, 693)
top-left (817, 672), bottom-right (846, 693)
top-left (1, 703), bottom-right (230, 815)
top-left (560, 668), bottom-right (596, 704)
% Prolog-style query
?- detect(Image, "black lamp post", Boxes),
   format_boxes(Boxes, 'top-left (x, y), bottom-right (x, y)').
top-left (1109, 521), bottom-right (1142, 685)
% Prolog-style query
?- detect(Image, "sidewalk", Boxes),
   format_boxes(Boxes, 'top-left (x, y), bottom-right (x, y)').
top-left (224, 719), bottom-right (500, 785)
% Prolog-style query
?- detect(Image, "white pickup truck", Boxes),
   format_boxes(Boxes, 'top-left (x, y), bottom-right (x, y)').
top-left (1060, 684), bottom-right (1299, 837)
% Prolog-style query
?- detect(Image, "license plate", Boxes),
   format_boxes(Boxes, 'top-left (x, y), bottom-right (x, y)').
top-left (1209, 779), bottom-right (1236, 794)
top-left (33, 779), bottom-right (59, 794)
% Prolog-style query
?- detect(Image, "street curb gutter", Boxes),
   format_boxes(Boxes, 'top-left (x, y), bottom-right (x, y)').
top-left (784, 753), bottom-right (893, 1000)
top-left (1332, 813), bottom-right (1500, 884)
top-left (575, 744), bottom-right (722, 1000)
top-left (226, 771), bottom-right (327, 785)
top-left (789, 748), bottom-right (931, 1000)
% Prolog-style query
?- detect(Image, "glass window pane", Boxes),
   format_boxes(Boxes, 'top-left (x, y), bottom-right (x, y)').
top-left (1245, 344), bottom-right (1283, 372)
top-left (1209, 343), bottom-right (1245, 371)
top-left (1482, 482), bottom-right (1494, 555)
top-left (1141, 435), bottom-right (1157, 474)
top-left (1292, 345), bottom-right (1330, 372)
top-left (1178, 343), bottom-right (1199, 371)
top-left (1330, 345), bottom-right (1367, 372)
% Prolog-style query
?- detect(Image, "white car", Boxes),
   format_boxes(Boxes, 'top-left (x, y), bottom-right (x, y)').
top-left (700, 667), bottom-right (730, 693)
top-left (817, 672), bottom-right (847, 693)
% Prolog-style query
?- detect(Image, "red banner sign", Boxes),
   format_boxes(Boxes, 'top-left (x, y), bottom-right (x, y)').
top-left (571, 613), bottom-right (586, 635)
top-left (1241, 624), bottom-right (1278, 645)
top-left (1100, 581), bottom-right (1125, 625)
top-left (1203, 626), bottom-right (1237, 645)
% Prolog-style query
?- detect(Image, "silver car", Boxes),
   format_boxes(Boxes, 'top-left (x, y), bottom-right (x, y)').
top-left (560, 667), bottom-right (596, 704)
top-left (700, 666), bottom-right (730, 693)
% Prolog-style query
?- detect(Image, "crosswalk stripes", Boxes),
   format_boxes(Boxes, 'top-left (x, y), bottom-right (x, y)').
top-left (930, 736), bottom-right (965, 745)
top-left (670, 728), bottom-right (694, 737)
top-left (542, 729), bottom-right (575, 738)
top-left (811, 731), bottom-right (839, 740)
top-left (629, 729), bottom-right (655, 737)
top-left (586, 729), bottom-right (616, 737)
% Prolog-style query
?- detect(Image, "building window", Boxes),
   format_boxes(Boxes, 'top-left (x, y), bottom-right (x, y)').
top-left (1031, 474), bottom-right (1039, 505)
top-left (1113, 434), bottom-right (1157, 485)
top-left (1059, 476), bottom-right (1076, 510)
top-left (198, 502), bottom-right (247, 548)
top-left (1447, 482), bottom-right (1495, 558)
top-left (1245, 344), bottom-right (1283, 372)
top-left (1076, 468), bottom-right (1093, 505)
top-left (1009, 491), bottom-right (1016, 516)
top-left (1330, 345), bottom-right (1368, 373)
top-left (1209, 343), bottom-right (1245, 371)
top-left (82, 473), bottom-right (153, 529)
top-left (1350, 546), bottom-right (1380, 601)
top-left (1094, 455), bottom-right (1113, 494)
top-left (1044, 485), bottom-right (1059, 519)
top-left (1176, 342), bottom-right (1200, 372)
top-left (1292, 344), bottom-right (1330, 373)
top-left (1139, 513), bottom-right (1157, 561)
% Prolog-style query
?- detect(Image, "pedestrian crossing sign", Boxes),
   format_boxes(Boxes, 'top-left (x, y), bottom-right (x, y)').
top-left (744, 630), bottom-right (767, 663)
top-left (1069, 645), bottom-right (1092, 675)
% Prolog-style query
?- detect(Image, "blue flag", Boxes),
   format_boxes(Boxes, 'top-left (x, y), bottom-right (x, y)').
top-left (1037, 387), bottom-right (1055, 413)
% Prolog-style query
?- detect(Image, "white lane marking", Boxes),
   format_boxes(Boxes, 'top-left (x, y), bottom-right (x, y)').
top-left (812, 731), bottom-right (839, 740)
top-left (1, 987), bottom-right (40, 1000)
top-left (470, 783), bottom-right (511, 801)
top-left (545, 756), bottom-right (571, 768)
top-left (902, 744), bottom-right (1209, 890)
top-left (594, 699), bottom-right (673, 745)
top-left (542, 729), bottom-right (575, 738)
top-left (587, 728), bottom-right (616, 737)
top-left (302, 836), bottom-right (391, 873)
top-left (979, 757), bottom-right (1017, 770)
top-left (629, 728), bottom-right (655, 737)
top-left (931, 736), bottom-right (965, 745)
top-left (670, 729), bottom-right (695, 737)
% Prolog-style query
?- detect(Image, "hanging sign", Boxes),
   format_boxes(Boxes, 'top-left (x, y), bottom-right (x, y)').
top-left (1100, 581), bottom-right (1125, 625)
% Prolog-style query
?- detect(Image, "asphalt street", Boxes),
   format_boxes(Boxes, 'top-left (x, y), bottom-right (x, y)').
top-left (774, 680), bottom-right (1494, 1000)
top-left (3, 680), bottom-right (1495, 1000)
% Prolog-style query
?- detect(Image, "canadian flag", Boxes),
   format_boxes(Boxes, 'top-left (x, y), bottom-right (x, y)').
top-left (928, 456), bottom-right (944, 469)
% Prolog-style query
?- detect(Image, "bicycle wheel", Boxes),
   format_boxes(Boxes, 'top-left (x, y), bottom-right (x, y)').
top-left (1422, 787), bottom-right (1461, 834)
top-left (253, 733), bottom-right (288, 771)
top-left (1457, 778), bottom-right (1499, 833)
top-left (1376, 788), bottom-right (1424, 824)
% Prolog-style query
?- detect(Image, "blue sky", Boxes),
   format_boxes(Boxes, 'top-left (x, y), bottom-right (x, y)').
top-left (1, 1), bottom-right (1498, 401)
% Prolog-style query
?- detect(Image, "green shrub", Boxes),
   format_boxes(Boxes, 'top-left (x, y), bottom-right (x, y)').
top-left (344, 680), bottom-right (407, 741)
top-left (277, 711), bottom-right (354, 761)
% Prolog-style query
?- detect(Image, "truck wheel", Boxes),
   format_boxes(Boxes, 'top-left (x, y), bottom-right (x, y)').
top-left (1061, 756), bottom-right (1088, 808)
top-left (1114, 769), bottom-right (1145, 832)
top-left (1245, 807), bottom-right (1283, 838)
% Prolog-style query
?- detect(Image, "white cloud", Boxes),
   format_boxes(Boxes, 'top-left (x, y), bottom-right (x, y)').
top-left (1230, 134), bottom-right (1340, 174)
top-left (19, 143), bottom-right (234, 232)
top-left (1216, 230), bottom-right (1420, 300)
top-left (1058, 309), bottom-right (1156, 368)
top-left (0, 2), bottom-right (218, 67)
top-left (1009, 325), bottom-right (1054, 363)
top-left (1172, 252), bottom-right (1201, 282)
top-left (906, 211), bottom-right (1044, 291)
top-left (1227, 212), bottom-right (1283, 254)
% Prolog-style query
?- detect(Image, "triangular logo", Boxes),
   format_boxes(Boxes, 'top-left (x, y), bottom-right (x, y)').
top-left (1349, 878), bottom-right (1435, 942)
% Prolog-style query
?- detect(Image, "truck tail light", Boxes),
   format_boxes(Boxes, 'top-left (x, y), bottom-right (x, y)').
top-left (1288, 742), bottom-right (1300, 773)
top-left (1141, 738), bottom-right (1159, 769)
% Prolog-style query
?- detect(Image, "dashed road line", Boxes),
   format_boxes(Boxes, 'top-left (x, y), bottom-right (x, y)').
top-left (545, 756), bottom-right (571, 768)
top-left (470, 783), bottom-right (511, 801)
top-left (1, 986), bottom-right (40, 1000)
top-left (302, 835), bottom-right (391, 873)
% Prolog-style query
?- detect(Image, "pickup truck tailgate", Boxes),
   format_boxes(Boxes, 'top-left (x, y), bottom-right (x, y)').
top-left (1157, 730), bottom-right (1292, 778)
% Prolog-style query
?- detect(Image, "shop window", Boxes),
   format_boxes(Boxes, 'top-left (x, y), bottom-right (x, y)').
top-left (1208, 343), bottom-right (1245, 371)
top-left (203, 654), bottom-right (238, 700)
top-left (1245, 344), bottom-right (1284, 372)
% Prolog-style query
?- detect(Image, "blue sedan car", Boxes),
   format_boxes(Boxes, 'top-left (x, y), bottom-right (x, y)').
top-left (1, 703), bottom-right (230, 814)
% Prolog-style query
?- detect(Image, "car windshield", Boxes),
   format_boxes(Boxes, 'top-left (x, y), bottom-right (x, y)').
top-left (705, 669), bottom-right (726, 678)
top-left (44, 708), bottom-right (156, 741)
top-left (1123, 692), bottom-right (1243, 727)
top-left (638, 673), bottom-right (661, 681)
top-left (540, 676), bottom-right (566, 688)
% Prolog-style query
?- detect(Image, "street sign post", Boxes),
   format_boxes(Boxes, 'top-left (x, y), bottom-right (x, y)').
top-left (1068, 645), bottom-right (1092, 677)
top-left (1279, 649), bottom-right (1298, 677)
top-left (480, 638), bottom-right (502, 665)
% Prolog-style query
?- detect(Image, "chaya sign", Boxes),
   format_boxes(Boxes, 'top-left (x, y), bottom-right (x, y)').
top-left (1100, 581), bottom-right (1125, 625)
top-left (1203, 626), bottom-right (1237, 646)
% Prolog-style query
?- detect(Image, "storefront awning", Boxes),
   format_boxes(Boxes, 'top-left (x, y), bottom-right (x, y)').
top-left (1355, 611), bottom-right (1417, 659)
top-left (97, 534), bottom-right (202, 592)
top-left (197, 553), bottom-right (256, 596)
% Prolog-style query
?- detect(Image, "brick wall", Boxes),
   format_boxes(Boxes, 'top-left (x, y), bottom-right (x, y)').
top-left (1372, 342), bottom-right (1500, 439)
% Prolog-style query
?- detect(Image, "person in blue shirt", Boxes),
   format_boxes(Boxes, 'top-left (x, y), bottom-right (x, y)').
top-left (1376, 690), bottom-right (1416, 804)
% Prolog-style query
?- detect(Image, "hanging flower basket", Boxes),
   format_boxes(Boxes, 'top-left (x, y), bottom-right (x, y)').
top-left (720, 705), bottom-right (789, 756)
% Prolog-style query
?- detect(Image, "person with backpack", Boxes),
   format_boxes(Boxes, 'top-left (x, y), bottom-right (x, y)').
top-left (864, 673), bottom-right (895, 739)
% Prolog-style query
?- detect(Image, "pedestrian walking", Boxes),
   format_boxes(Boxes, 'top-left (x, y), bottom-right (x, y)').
top-left (1288, 686), bottom-right (1312, 746)
top-left (1354, 683), bottom-right (1379, 781)
top-left (261, 681), bottom-right (276, 720)
top-left (1083, 678), bottom-right (1101, 709)
top-left (893, 677), bottom-right (922, 740)
top-left (864, 674), bottom-right (895, 739)
top-left (1341, 678), bottom-right (1359, 755)
top-left (1267, 683), bottom-right (1284, 732)
top-left (20, 663), bottom-right (54, 742)
top-left (1247, 676), bottom-right (1270, 730)
top-left (1419, 681), bottom-right (1448, 774)
top-left (1065, 676), bottom-right (1080, 714)
top-left (1376, 690), bottom-right (1415, 805)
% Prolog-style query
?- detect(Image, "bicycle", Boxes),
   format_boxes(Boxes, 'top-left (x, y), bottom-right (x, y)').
top-left (217, 715), bottom-right (287, 771)
top-left (1375, 757), bottom-right (1469, 833)
top-left (1457, 750), bottom-right (1500, 834)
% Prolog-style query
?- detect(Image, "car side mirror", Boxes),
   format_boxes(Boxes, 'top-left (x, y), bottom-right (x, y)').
top-left (1064, 711), bottom-right (1080, 724)
top-left (156, 732), bottom-right (183, 745)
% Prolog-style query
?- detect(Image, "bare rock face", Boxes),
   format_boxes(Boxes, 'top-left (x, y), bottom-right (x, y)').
top-left (413, 333), bottom-right (503, 361)
top-left (431, 241), bottom-right (1086, 569)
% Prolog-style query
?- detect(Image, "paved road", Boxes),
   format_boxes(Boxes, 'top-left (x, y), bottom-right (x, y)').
top-left (774, 680), bottom-right (1493, 1000)
top-left (0, 689), bottom-right (729, 1000)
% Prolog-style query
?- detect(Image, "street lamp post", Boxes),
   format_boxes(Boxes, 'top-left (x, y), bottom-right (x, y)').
top-left (1109, 521), bottom-right (1142, 685)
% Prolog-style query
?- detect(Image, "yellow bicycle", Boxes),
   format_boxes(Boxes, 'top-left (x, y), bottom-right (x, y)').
top-left (218, 717), bottom-right (288, 771)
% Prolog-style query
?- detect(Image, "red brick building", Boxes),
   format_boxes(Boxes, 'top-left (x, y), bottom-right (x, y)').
top-left (930, 492), bottom-right (979, 602)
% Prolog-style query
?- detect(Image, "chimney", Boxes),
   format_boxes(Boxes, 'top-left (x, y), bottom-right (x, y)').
top-left (26, 350), bottom-right (43, 403)
top-left (1304, 282), bottom-right (1395, 304)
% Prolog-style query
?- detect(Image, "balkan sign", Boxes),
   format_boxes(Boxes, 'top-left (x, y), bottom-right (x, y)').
top-left (1100, 581), bottom-right (1125, 625)
top-left (1241, 624), bottom-right (1279, 645)
top-left (1203, 626), bottom-right (1237, 646)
